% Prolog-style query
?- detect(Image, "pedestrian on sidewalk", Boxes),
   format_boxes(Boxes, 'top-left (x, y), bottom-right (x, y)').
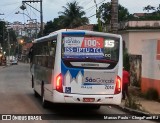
top-left (122, 67), bottom-right (130, 100)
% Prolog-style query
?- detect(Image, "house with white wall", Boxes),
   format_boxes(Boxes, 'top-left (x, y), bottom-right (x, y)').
top-left (141, 39), bottom-right (160, 95)
top-left (119, 20), bottom-right (160, 96)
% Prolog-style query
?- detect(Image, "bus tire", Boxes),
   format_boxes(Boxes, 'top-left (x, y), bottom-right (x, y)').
top-left (88, 105), bottom-right (101, 110)
top-left (31, 75), bottom-right (34, 88)
top-left (34, 90), bottom-right (39, 97)
top-left (93, 105), bottom-right (101, 109)
top-left (41, 83), bottom-right (48, 108)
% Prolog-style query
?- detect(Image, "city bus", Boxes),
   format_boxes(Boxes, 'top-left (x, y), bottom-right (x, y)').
top-left (30, 29), bottom-right (123, 108)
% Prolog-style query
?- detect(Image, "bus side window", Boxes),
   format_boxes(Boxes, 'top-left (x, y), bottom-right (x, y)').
top-left (40, 42), bottom-right (48, 67)
top-left (48, 39), bottom-right (57, 68)
top-left (29, 46), bottom-right (34, 63)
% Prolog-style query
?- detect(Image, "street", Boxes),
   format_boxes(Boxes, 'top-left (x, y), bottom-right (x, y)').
top-left (0, 63), bottom-right (157, 123)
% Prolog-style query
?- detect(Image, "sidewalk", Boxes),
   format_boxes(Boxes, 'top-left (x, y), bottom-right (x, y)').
top-left (118, 86), bottom-right (160, 116)
top-left (120, 97), bottom-right (160, 114)
top-left (0, 65), bottom-right (6, 69)
top-left (0, 62), bottom-right (11, 69)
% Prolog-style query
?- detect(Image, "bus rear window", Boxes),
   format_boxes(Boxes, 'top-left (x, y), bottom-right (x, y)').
top-left (61, 35), bottom-right (120, 69)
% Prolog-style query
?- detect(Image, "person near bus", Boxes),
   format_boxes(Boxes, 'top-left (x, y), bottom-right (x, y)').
top-left (122, 67), bottom-right (130, 100)
top-left (28, 46), bottom-right (33, 70)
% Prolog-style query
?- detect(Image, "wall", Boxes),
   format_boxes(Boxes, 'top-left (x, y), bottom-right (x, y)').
top-left (141, 39), bottom-right (160, 96)
top-left (120, 31), bottom-right (160, 55)
top-left (128, 21), bottom-right (160, 27)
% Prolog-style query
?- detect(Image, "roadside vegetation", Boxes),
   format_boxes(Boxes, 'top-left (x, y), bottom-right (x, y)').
top-left (143, 88), bottom-right (159, 101)
top-left (124, 86), bottom-right (160, 111)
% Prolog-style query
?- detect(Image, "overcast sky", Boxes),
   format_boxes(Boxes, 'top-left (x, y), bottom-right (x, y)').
top-left (0, 0), bottom-right (159, 24)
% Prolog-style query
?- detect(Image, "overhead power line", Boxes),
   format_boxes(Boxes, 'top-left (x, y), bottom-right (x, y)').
top-left (88, 13), bottom-right (96, 18)
top-left (85, 0), bottom-right (105, 11)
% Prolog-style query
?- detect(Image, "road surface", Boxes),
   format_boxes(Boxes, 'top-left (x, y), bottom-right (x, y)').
top-left (0, 63), bottom-right (157, 123)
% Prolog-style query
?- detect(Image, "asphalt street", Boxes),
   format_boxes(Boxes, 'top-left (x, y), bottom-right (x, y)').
top-left (0, 63), bottom-right (158, 123)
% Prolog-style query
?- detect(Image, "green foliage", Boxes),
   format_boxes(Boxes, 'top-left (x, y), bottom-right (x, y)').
top-left (132, 78), bottom-right (140, 87)
top-left (141, 4), bottom-right (160, 20)
top-left (0, 22), bottom-right (17, 56)
top-left (0, 21), bottom-right (7, 48)
top-left (143, 5), bottom-right (155, 13)
top-left (98, 2), bottom-right (130, 25)
top-left (125, 95), bottom-right (142, 110)
top-left (99, 2), bottom-right (112, 25)
top-left (8, 29), bottom-right (17, 44)
top-left (43, 1), bottom-right (89, 36)
top-left (123, 49), bottom-right (130, 71)
top-left (118, 4), bottom-right (130, 22)
top-left (144, 88), bottom-right (159, 100)
top-left (43, 17), bottom-right (64, 36)
top-left (123, 41), bottom-right (130, 71)
top-left (93, 24), bottom-right (99, 32)
top-left (58, 1), bottom-right (89, 28)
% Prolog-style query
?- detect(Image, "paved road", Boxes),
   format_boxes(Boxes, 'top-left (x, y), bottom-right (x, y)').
top-left (0, 63), bottom-right (157, 123)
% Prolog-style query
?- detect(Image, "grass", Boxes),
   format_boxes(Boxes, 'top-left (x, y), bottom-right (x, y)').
top-left (124, 86), bottom-right (160, 113)
top-left (124, 86), bottom-right (143, 111)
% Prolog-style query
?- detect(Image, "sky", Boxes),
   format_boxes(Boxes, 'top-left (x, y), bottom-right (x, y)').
top-left (0, 0), bottom-right (160, 24)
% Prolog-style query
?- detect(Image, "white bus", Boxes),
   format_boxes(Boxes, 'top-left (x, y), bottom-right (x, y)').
top-left (30, 29), bottom-right (123, 108)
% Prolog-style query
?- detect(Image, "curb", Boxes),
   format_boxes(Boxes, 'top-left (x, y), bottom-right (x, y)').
top-left (115, 105), bottom-right (160, 122)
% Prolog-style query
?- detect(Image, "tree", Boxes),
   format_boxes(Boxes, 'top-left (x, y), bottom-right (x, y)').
top-left (43, 16), bottom-right (65, 36)
top-left (118, 4), bottom-right (130, 22)
top-left (139, 4), bottom-right (160, 20)
top-left (157, 4), bottom-right (160, 12)
top-left (58, 1), bottom-right (89, 28)
top-left (143, 5), bottom-right (155, 13)
top-left (8, 29), bottom-right (17, 56)
top-left (156, 4), bottom-right (160, 16)
top-left (99, 2), bottom-right (130, 23)
top-left (97, 2), bottom-right (130, 32)
top-left (0, 21), bottom-right (7, 49)
top-left (99, 2), bottom-right (111, 25)
top-left (43, 21), bottom-right (55, 36)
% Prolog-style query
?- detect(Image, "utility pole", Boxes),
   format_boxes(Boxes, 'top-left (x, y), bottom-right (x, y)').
top-left (21, 0), bottom-right (43, 36)
top-left (111, 0), bottom-right (118, 34)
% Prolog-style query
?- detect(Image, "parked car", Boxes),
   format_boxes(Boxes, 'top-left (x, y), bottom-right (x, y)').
top-left (10, 59), bottom-right (18, 65)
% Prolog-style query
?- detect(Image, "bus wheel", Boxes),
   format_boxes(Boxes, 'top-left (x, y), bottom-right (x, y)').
top-left (93, 105), bottom-right (101, 109)
top-left (88, 105), bottom-right (101, 110)
top-left (31, 76), bottom-right (34, 88)
top-left (34, 90), bottom-right (39, 97)
top-left (41, 84), bottom-right (48, 108)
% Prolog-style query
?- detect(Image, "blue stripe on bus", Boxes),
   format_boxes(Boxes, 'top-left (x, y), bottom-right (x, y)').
top-left (62, 32), bottom-right (85, 36)
top-left (61, 60), bottom-right (84, 79)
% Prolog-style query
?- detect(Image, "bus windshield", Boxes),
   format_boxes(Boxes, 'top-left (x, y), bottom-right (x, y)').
top-left (62, 35), bottom-right (120, 69)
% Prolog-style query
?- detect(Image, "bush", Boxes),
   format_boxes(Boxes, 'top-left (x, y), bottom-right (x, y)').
top-left (125, 95), bottom-right (142, 110)
top-left (144, 88), bottom-right (159, 100)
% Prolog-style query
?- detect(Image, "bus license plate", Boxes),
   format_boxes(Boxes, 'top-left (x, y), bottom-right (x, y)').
top-left (83, 98), bottom-right (95, 102)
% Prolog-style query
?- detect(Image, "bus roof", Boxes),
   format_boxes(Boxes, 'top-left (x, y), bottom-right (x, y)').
top-left (33, 29), bottom-right (122, 43)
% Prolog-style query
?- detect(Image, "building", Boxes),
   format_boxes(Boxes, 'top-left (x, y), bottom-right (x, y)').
top-left (21, 42), bottom-right (33, 63)
top-left (6, 21), bottom-right (45, 62)
top-left (119, 20), bottom-right (160, 54)
top-left (7, 21), bottom-right (41, 39)
top-left (141, 39), bottom-right (160, 96)
top-left (119, 20), bottom-right (160, 96)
